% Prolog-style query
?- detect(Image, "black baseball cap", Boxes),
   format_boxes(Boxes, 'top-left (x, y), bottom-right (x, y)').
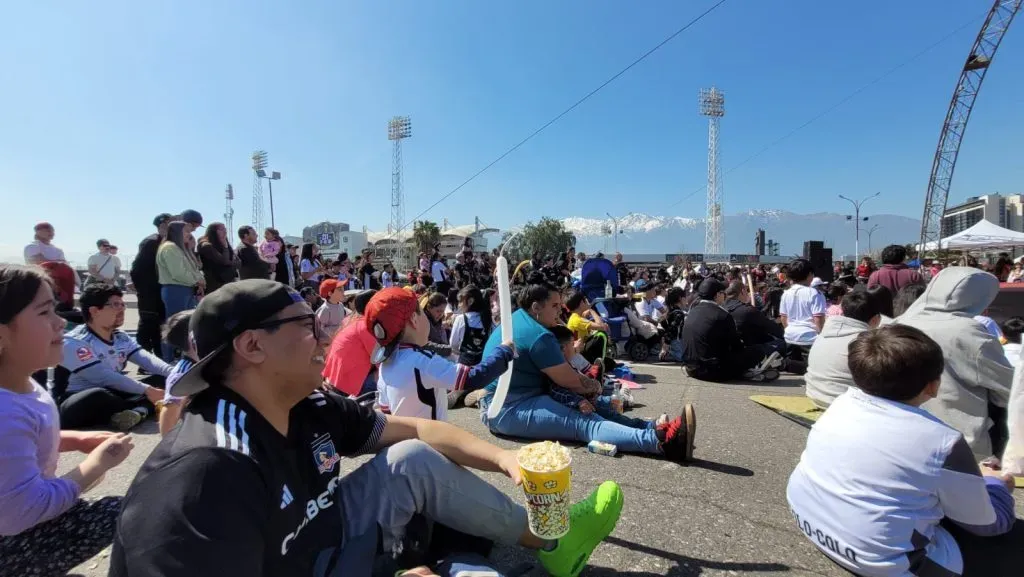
top-left (180, 209), bottom-right (204, 227)
top-left (169, 279), bottom-right (305, 397)
top-left (153, 213), bottom-right (173, 227)
top-left (697, 278), bottom-right (727, 300)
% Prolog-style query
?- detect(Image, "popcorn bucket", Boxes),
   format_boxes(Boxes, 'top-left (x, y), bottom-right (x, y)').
top-left (517, 442), bottom-right (572, 539)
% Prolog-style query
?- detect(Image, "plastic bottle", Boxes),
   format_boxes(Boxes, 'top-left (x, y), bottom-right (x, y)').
top-left (609, 389), bottom-right (624, 414)
top-left (604, 280), bottom-right (613, 299)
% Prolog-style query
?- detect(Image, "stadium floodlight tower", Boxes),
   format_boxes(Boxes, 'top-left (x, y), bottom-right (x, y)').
top-left (699, 87), bottom-right (725, 256)
top-left (388, 115), bottom-right (412, 266)
top-left (251, 151), bottom-right (268, 230)
top-left (252, 150), bottom-right (282, 229)
top-left (224, 184), bottom-right (234, 234)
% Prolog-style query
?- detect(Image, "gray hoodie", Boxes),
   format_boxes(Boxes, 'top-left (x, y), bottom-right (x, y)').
top-left (804, 316), bottom-right (872, 407)
top-left (897, 267), bottom-right (1012, 457)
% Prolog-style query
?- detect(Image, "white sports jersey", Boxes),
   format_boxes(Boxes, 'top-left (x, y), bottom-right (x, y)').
top-left (377, 344), bottom-right (470, 420)
top-left (61, 325), bottom-right (171, 395)
top-left (787, 387), bottom-right (1006, 576)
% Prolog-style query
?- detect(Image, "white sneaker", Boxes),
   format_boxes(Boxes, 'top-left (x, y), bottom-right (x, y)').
top-left (757, 351), bottom-right (783, 372)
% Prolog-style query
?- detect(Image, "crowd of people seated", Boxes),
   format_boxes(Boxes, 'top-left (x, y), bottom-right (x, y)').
top-left (3, 226), bottom-right (1024, 577)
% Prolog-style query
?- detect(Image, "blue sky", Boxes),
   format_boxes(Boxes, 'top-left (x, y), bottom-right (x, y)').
top-left (1, 0), bottom-right (1022, 262)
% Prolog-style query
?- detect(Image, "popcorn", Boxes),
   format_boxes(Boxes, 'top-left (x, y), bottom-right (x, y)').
top-left (518, 441), bottom-right (571, 472)
top-left (517, 441), bottom-right (572, 539)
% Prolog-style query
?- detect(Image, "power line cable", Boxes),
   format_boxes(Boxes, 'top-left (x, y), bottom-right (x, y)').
top-left (399, 0), bottom-right (730, 232)
top-left (665, 12), bottom-right (986, 211)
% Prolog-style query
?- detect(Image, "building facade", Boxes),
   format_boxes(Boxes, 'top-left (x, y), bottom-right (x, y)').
top-left (301, 221), bottom-right (368, 261)
top-left (942, 193), bottom-right (1024, 238)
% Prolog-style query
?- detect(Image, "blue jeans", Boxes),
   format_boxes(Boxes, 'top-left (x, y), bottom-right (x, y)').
top-left (592, 395), bottom-right (655, 430)
top-left (161, 284), bottom-right (198, 318)
top-left (481, 394), bottom-right (661, 455)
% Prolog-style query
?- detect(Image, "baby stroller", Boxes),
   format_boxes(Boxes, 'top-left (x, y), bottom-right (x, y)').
top-left (580, 257), bottom-right (650, 362)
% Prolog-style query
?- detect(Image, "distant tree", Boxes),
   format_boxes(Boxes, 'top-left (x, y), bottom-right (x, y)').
top-left (500, 217), bottom-right (576, 265)
top-left (412, 220), bottom-right (441, 254)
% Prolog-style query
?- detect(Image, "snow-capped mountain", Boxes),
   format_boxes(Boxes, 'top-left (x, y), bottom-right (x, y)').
top-left (562, 210), bottom-right (921, 258)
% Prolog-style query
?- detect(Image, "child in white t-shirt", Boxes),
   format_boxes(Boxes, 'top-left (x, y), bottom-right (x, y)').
top-left (787, 324), bottom-right (1015, 576)
top-left (364, 287), bottom-right (514, 421)
top-left (780, 259), bottom-right (827, 344)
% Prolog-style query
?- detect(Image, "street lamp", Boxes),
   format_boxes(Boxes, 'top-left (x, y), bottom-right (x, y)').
top-left (606, 212), bottom-right (621, 254)
top-left (839, 192), bottom-right (880, 260)
top-left (861, 224), bottom-right (881, 254)
top-left (252, 151), bottom-right (283, 229)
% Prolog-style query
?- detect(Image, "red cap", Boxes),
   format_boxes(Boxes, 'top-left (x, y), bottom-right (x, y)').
top-left (364, 288), bottom-right (420, 364)
top-left (319, 279), bottom-right (341, 299)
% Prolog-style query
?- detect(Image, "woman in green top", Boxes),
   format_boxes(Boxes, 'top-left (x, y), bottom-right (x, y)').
top-left (157, 221), bottom-right (205, 318)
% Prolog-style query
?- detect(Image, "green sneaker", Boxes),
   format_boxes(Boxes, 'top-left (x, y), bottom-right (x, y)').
top-left (538, 481), bottom-right (624, 577)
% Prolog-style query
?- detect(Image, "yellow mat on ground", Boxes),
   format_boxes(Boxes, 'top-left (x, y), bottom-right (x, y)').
top-left (749, 395), bottom-right (824, 429)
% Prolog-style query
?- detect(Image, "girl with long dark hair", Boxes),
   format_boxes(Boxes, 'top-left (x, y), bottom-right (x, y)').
top-left (298, 243), bottom-right (324, 290)
top-left (197, 222), bottom-right (238, 293)
top-left (0, 265), bottom-right (135, 574)
top-left (449, 285), bottom-right (493, 366)
top-left (156, 221), bottom-right (204, 317)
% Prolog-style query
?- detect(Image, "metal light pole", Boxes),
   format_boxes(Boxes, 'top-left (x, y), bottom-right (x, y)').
top-left (839, 192), bottom-right (880, 260)
top-left (388, 116), bottom-right (412, 267)
top-left (700, 87), bottom-right (725, 256)
top-left (863, 224), bottom-right (881, 254)
top-left (606, 212), bottom-right (620, 254)
top-left (251, 151), bottom-right (283, 229)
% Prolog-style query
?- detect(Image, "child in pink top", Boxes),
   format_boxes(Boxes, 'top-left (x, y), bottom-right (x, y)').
top-left (258, 228), bottom-right (281, 269)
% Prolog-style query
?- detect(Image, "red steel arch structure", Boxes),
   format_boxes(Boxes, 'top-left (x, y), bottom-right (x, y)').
top-left (920, 0), bottom-right (1022, 251)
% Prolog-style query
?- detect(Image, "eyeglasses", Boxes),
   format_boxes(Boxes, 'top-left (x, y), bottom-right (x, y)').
top-left (254, 313), bottom-right (320, 340)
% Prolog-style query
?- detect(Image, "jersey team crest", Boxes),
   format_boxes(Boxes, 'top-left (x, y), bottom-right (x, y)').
top-left (76, 346), bottom-right (93, 362)
top-left (311, 434), bottom-right (342, 474)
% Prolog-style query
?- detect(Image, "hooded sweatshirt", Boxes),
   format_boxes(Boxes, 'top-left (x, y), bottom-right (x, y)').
top-left (804, 316), bottom-right (873, 407)
top-left (897, 267), bottom-right (1013, 457)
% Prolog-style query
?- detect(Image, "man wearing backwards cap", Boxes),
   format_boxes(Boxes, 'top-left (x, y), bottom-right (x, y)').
top-left (679, 277), bottom-right (782, 383)
top-left (24, 221), bottom-right (67, 265)
top-left (110, 279), bottom-right (622, 577)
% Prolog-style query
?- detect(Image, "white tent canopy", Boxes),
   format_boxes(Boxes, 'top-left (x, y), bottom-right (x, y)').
top-left (922, 219), bottom-right (1024, 251)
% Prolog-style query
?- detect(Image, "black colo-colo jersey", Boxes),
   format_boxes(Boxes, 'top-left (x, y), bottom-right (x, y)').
top-left (109, 386), bottom-right (386, 577)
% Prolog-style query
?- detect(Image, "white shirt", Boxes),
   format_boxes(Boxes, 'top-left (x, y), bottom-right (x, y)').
top-left (87, 251), bottom-right (118, 281)
top-left (635, 298), bottom-right (665, 321)
top-left (377, 345), bottom-right (470, 420)
top-left (24, 240), bottom-right (65, 264)
top-left (431, 260), bottom-right (448, 284)
top-left (300, 259), bottom-right (322, 282)
top-left (1003, 342), bottom-right (1022, 370)
top-left (787, 387), bottom-right (1005, 577)
top-left (381, 271), bottom-right (393, 288)
top-left (780, 284), bottom-right (826, 344)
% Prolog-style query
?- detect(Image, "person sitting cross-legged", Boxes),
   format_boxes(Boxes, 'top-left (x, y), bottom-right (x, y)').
top-left (680, 279), bottom-right (782, 383)
top-left (109, 279), bottom-right (625, 577)
top-left (803, 289), bottom-right (881, 408)
top-left (57, 283), bottom-right (172, 431)
top-left (787, 324), bottom-right (1016, 577)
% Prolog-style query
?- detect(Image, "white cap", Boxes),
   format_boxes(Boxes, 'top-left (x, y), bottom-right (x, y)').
top-left (810, 277), bottom-right (825, 288)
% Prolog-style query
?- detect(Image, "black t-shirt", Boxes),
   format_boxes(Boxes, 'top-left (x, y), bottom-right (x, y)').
top-left (109, 387), bottom-right (386, 577)
top-left (359, 263), bottom-right (378, 290)
top-left (130, 234), bottom-right (161, 297)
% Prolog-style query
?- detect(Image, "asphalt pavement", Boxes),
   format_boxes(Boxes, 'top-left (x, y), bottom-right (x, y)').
top-left (61, 296), bottom-right (1023, 576)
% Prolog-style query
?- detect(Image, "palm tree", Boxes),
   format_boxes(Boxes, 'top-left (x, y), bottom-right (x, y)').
top-left (413, 220), bottom-right (441, 255)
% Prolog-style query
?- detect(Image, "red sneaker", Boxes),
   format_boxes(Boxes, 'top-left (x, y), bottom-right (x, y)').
top-left (658, 404), bottom-right (696, 462)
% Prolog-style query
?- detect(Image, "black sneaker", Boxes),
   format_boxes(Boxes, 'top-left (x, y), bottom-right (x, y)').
top-left (658, 403), bottom-right (696, 462)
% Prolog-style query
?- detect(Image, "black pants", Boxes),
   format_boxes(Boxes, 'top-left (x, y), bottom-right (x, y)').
top-left (135, 292), bottom-right (165, 356)
top-left (59, 374), bottom-right (164, 430)
top-left (686, 342), bottom-right (776, 382)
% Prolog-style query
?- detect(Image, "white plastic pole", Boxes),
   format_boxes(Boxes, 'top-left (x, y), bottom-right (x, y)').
top-left (487, 234), bottom-right (518, 419)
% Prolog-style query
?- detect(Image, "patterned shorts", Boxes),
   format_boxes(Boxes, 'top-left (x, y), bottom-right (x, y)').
top-left (0, 496), bottom-right (122, 576)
